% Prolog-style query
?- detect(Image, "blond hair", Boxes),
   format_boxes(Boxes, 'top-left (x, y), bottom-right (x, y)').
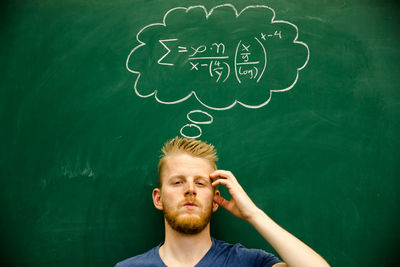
top-left (158, 137), bottom-right (218, 188)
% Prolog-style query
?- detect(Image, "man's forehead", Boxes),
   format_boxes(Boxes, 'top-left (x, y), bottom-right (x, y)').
top-left (162, 153), bottom-right (214, 175)
top-left (165, 153), bottom-right (211, 166)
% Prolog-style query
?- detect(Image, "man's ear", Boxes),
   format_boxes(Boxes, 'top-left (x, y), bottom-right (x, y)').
top-left (152, 188), bottom-right (163, 211)
top-left (212, 190), bottom-right (220, 212)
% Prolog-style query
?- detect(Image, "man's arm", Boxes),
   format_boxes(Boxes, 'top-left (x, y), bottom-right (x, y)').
top-left (210, 170), bottom-right (330, 267)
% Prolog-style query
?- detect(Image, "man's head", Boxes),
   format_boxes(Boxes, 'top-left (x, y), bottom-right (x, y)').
top-left (153, 137), bottom-right (219, 235)
top-left (157, 137), bottom-right (218, 189)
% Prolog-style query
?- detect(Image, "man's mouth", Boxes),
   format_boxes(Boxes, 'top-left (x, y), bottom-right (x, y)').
top-left (184, 202), bottom-right (197, 207)
top-left (183, 202), bottom-right (198, 209)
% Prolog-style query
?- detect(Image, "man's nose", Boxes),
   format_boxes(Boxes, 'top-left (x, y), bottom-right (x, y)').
top-left (184, 181), bottom-right (196, 197)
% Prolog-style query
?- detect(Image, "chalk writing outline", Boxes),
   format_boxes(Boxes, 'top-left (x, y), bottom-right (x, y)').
top-left (126, 4), bottom-right (310, 111)
top-left (158, 39), bottom-right (178, 66)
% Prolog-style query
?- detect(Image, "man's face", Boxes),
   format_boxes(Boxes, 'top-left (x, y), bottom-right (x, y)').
top-left (153, 153), bottom-right (218, 235)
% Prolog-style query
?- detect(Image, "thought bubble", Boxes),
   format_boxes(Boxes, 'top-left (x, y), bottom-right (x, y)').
top-left (127, 4), bottom-right (309, 111)
top-left (126, 4), bottom-right (310, 138)
top-left (180, 110), bottom-right (213, 138)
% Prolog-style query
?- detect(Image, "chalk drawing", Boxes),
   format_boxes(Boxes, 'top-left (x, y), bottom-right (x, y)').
top-left (126, 4), bottom-right (310, 138)
top-left (186, 110), bottom-right (213, 125)
top-left (180, 124), bottom-right (202, 139)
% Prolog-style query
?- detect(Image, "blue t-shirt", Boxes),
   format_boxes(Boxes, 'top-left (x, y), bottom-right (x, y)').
top-left (115, 238), bottom-right (282, 267)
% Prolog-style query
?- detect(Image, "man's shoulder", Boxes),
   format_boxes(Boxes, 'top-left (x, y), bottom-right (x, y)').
top-left (206, 238), bottom-right (281, 267)
top-left (115, 245), bottom-right (164, 267)
top-left (212, 238), bottom-right (262, 253)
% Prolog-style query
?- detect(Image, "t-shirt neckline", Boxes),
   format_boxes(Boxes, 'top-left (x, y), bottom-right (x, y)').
top-left (156, 237), bottom-right (216, 266)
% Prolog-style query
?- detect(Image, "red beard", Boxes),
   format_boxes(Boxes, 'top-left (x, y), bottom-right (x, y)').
top-left (163, 197), bottom-right (213, 235)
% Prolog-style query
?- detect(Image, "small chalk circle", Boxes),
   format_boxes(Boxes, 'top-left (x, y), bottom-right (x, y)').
top-left (187, 110), bottom-right (213, 125)
top-left (180, 124), bottom-right (202, 139)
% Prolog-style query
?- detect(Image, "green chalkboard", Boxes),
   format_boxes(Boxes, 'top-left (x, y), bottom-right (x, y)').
top-left (1, 0), bottom-right (399, 266)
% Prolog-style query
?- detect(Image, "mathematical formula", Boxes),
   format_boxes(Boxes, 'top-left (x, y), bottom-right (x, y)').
top-left (157, 31), bottom-right (282, 84)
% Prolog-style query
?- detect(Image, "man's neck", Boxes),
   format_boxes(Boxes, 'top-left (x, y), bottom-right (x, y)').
top-left (159, 222), bottom-right (212, 267)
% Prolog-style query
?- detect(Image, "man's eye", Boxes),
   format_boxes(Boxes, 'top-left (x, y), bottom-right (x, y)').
top-left (174, 181), bottom-right (182, 184)
top-left (196, 182), bottom-right (204, 186)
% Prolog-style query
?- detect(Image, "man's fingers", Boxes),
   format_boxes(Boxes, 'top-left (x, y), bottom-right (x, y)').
top-left (210, 170), bottom-right (232, 178)
top-left (210, 170), bottom-right (236, 181)
top-left (214, 194), bottom-right (230, 209)
top-left (212, 178), bottom-right (229, 188)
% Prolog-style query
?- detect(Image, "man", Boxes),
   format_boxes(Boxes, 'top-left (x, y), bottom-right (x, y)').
top-left (116, 137), bottom-right (329, 267)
